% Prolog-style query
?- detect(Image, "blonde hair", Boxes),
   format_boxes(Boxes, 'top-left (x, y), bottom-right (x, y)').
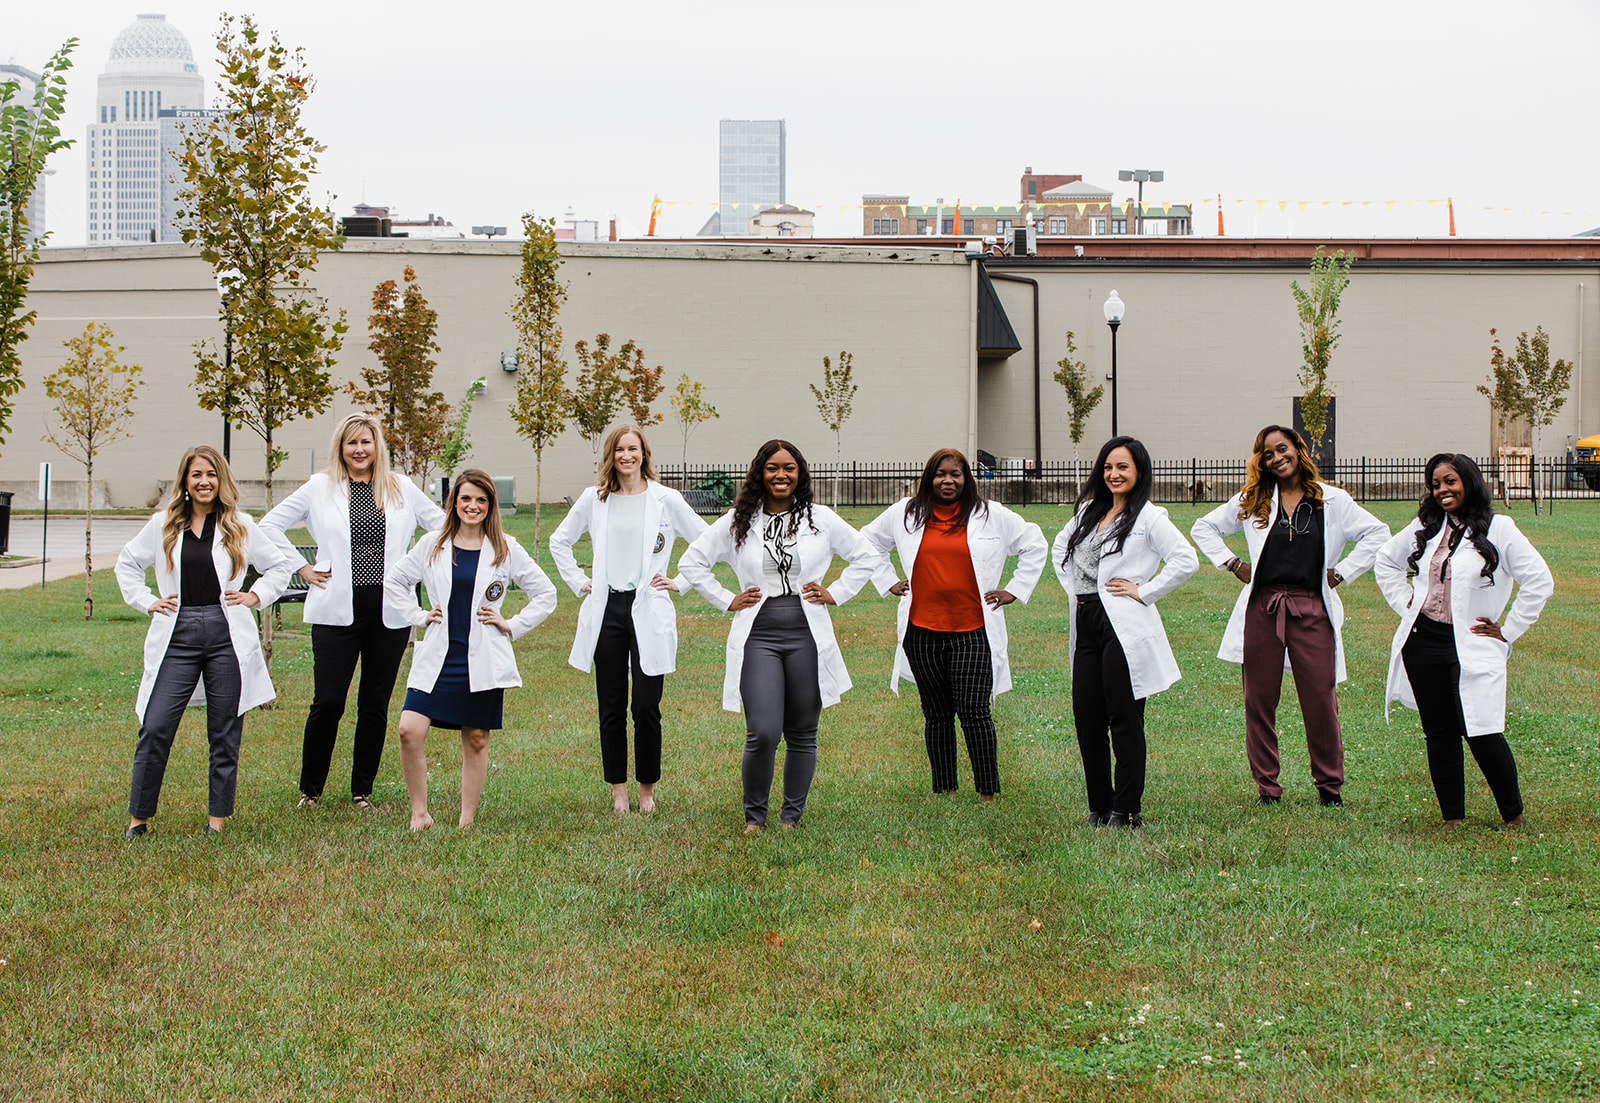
top-left (327, 412), bottom-right (399, 509)
top-left (432, 469), bottom-right (508, 567)
top-left (595, 423), bottom-right (659, 501)
top-left (162, 445), bottom-right (249, 576)
top-left (1237, 424), bottom-right (1324, 528)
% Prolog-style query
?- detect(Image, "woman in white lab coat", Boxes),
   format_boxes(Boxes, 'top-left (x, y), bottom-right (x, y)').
top-left (385, 469), bottom-right (558, 831)
top-left (1052, 436), bottom-right (1197, 827)
top-left (549, 424), bottom-right (709, 814)
top-left (1191, 424), bottom-right (1389, 807)
top-left (678, 438), bottom-right (885, 832)
top-left (116, 445), bottom-right (293, 838)
top-left (1373, 452), bottom-right (1553, 827)
top-left (259, 413), bottom-right (445, 810)
top-left (860, 447), bottom-right (1047, 799)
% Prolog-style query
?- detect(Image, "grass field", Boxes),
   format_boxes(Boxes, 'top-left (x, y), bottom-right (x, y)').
top-left (2, 499), bottom-right (1597, 1101)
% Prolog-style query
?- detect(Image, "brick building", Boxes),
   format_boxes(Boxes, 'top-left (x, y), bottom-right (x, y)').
top-left (862, 168), bottom-right (1191, 237)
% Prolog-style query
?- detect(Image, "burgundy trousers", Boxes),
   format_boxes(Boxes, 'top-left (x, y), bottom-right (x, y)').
top-left (1241, 585), bottom-right (1343, 801)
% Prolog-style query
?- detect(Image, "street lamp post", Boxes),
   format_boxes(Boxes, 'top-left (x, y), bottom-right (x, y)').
top-left (1104, 290), bottom-right (1125, 436)
top-left (1117, 169), bottom-right (1164, 234)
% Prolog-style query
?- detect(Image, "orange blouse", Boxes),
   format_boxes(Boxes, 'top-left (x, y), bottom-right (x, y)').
top-left (909, 503), bottom-right (985, 632)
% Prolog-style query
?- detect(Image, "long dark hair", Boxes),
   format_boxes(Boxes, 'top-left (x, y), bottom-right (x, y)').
top-left (731, 439), bottom-right (816, 549)
top-left (432, 468), bottom-right (509, 567)
top-left (1406, 453), bottom-right (1499, 582)
top-left (905, 447), bottom-right (987, 532)
top-left (1062, 436), bottom-right (1152, 565)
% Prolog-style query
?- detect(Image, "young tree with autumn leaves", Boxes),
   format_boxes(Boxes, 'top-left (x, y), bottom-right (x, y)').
top-left (41, 322), bottom-right (142, 618)
top-left (811, 350), bottom-right (858, 508)
top-left (346, 264), bottom-right (450, 480)
top-left (509, 212), bottom-right (569, 549)
top-left (176, 14), bottom-right (346, 513)
top-left (669, 373), bottom-right (719, 479)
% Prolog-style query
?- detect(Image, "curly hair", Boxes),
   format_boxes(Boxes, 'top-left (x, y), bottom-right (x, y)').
top-left (1062, 436), bottom-right (1151, 566)
top-left (1405, 453), bottom-right (1500, 582)
top-left (1237, 424), bottom-right (1324, 528)
top-left (731, 439), bottom-right (815, 549)
top-left (161, 445), bottom-right (248, 576)
top-left (904, 447), bottom-right (987, 533)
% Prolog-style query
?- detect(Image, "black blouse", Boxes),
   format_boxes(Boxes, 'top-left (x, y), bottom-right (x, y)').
top-left (349, 480), bottom-right (387, 586)
top-left (179, 511), bottom-right (223, 607)
top-left (1254, 497), bottom-right (1325, 593)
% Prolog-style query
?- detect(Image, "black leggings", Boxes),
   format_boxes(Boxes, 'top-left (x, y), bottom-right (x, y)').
top-left (302, 585), bottom-right (410, 799)
top-left (1401, 614), bottom-right (1523, 822)
top-left (1072, 594), bottom-right (1146, 815)
top-left (739, 596), bottom-right (821, 826)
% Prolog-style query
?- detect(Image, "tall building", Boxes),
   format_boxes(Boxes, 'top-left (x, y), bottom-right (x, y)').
top-left (0, 64), bottom-right (48, 242)
top-left (86, 13), bottom-right (206, 245)
top-left (699, 119), bottom-right (785, 236)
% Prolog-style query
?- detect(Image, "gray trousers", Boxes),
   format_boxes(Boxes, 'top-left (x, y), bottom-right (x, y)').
top-left (739, 595), bottom-right (821, 826)
top-left (129, 605), bottom-right (245, 819)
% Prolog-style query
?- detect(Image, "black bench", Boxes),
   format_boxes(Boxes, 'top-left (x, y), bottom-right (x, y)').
top-left (682, 489), bottom-right (724, 517)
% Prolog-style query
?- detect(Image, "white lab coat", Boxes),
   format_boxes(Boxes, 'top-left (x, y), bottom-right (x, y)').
top-left (115, 511), bottom-right (293, 720)
top-left (385, 532), bottom-right (559, 694)
top-left (679, 504), bottom-right (886, 713)
top-left (1191, 482), bottom-right (1390, 683)
top-left (1373, 515), bottom-right (1553, 735)
top-left (259, 472), bottom-right (446, 629)
top-left (859, 498), bottom-right (1047, 696)
top-left (1051, 502), bottom-right (1199, 700)
top-left (547, 481), bottom-right (710, 676)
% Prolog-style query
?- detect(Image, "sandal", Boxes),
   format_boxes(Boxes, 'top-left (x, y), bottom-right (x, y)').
top-left (296, 795), bottom-right (318, 808)
top-left (353, 795), bottom-right (374, 811)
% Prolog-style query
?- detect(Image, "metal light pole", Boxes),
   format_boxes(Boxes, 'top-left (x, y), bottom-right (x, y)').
top-left (1104, 290), bottom-right (1125, 436)
top-left (1117, 169), bottom-right (1164, 234)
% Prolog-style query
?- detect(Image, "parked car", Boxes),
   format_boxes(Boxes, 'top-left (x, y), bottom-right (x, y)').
top-left (1573, 433), bottom-right (1600, 490)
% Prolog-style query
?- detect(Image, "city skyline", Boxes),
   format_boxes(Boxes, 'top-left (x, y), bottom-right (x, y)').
top-left (6, 0), bottom-right (1598, 247)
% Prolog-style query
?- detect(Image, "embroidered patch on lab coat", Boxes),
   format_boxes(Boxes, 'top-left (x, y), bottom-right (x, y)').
top-left (485, 581), bottom-right (505, 601)
top-left (654, 532), bottom-right (666, 553)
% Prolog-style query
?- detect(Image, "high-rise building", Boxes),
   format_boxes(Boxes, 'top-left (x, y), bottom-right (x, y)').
top-left (0, 64), bottom-right (49, 243)
top-left (699, 119), bottom-right (785, 236)
top-left (86, 13), bottom-right (206, 245)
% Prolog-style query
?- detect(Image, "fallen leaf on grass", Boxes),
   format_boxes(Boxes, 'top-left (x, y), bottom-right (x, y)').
top-left (1028, 919), bottom-right (1043, 933)
top-left (762, 931), bottom-right (783, 948)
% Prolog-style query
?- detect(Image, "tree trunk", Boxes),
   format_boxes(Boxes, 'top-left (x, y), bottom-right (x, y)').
top-left (261, 429), bottom-right (276, 671)
top-left (83, 455), bottom-right (94, 620)
top-left (534, 451), bottom-right (544, 553)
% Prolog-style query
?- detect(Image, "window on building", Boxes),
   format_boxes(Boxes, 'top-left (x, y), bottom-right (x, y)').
top-left (1111, 218), bottom-right (1127, 234)
top-left (1049, 218), bottom-right (1068, 235)
top-left (942, 218), bottom-right (954, 234)
top-left (1027, 180), bottom-right (1037, 196)
top-left (996, 219), bottom-right (1012, 235)
top-left (962, 219), bottom-right (974, 234)
top-left (872, 218), bottom-right (899, 235)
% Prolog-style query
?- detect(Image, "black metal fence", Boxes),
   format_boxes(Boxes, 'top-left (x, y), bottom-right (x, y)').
top-left (660, 455), bottom-right (1599, 510)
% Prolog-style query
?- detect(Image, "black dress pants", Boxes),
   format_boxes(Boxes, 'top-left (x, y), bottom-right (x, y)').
top-left (1072, 594), bottom-right (1147, 816)
top-left (903, 623), bottom-right (999, 794)
top-left (301, 585), bottom-right (410, 799)
top-left (594, 589), bottom-right (665, 785)
top-left (1401, 613), bottom-right (1523, 822)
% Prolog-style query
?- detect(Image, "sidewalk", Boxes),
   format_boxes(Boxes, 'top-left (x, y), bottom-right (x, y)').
top-left (0, 517), bottom-right (149, 591)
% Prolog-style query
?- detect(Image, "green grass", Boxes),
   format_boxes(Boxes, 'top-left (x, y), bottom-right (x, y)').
top-left (3, 500), bottom-right (1597, 1101)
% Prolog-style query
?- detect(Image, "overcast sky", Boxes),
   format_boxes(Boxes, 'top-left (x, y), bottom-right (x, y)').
top-left (8, 0), bottom-right (1599, 245)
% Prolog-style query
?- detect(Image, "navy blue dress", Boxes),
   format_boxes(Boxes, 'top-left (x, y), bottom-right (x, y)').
top-left (402, 547), bottom-right (504, 730)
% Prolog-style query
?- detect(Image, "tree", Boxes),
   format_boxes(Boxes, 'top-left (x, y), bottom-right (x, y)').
top-left (669, 373), bottom-right (719, 481)
top-left (1052, 330), bottom-right (1104, 477)
top-left (347, 264), bottom-right (450, 479)
top-left (41, 322), bottom-right (142, 619)
top-left (508, 211), bottom-right (568, 550)
top-left (437, 376), bottom-right (486, 482)
top-left (1289, 245), bottom-right (1354, 465)
top-left (622, 345), bottom-right (665, 429)
top-left (176, 13), bottom-right (346, 515)
top-left (0, 40), bottom-right (75, 455)
top-left (569, 333), bottom-right (630, 456)
top-left (1478, 326), bottom-right (1573, 513)
top-left (810, 350), bottom-right (858, 507)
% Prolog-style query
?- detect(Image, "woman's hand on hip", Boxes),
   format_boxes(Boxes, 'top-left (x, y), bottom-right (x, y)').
top-left (149, 595), bottom-right (178, 617)
top-left (1227, 558), bottom-right (1251, 585)
top-left (801, 582), bottom-right (835, 606)
top-left (650, 573), bottom-right (678, 593)
top-left (887, 579), bottom-right (909, 597)
top-left (298, 564), bottom-right (330, 589)
top-left (1326, 568), bottom-right (1342, 590)
top-left (728, 586), bottom-right (764, 611)
top-left (579, 580), bottom-right (592, 594)
top-left (1470, 616), bottom-right (1506, 642)
top-left (478, 604), bottom-right (512, 638)
top-left (224, 590), bottom-right (260, 608)
top-left (984, 589), bottom-right (1016, 608)
top-left (1105, 578), bottom-right (1142, 604)
top-left (423, 604), bottom-right (444, 626)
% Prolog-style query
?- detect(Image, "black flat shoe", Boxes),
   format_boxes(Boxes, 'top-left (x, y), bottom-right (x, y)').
top-left (1319, 793), bottom-right (1344, 807)
top-left (203, 826), bottom-right (222, 836)
top-left (1258, 794), bottom-right (1281, 806)
top-left (1107, 811), bottom-right (1143, 829)
top-left (1085, 810), bottom-right (1110, 827)
top-left (124, 823), bottom-right (150, 839)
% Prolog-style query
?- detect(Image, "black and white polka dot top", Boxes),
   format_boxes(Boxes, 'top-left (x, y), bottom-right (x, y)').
top-left (349, 480), bottom-right (387, 586)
